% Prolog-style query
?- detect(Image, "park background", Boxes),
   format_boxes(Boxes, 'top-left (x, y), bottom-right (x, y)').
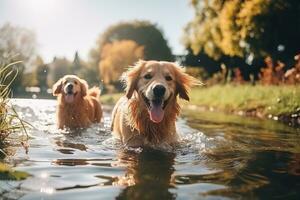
top-left (0, 1), bottom-right (300, 199)
top-left (0, 0), bottom-right (300, 127)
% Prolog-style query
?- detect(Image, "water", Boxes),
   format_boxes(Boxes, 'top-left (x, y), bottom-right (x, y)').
top-left (1, 99), bottom-right (300, 200)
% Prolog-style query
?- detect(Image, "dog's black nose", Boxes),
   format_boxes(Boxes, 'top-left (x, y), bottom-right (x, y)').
top-left (153, 84), bottom-right (166, 98)
top-left (67, 84), bottom-right (73, 91)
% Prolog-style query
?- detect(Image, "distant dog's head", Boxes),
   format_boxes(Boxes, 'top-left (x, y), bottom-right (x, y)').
top-left (125, 60), bottom-right (200, 123)
top-left (52, 75), bottom-right (88, 103)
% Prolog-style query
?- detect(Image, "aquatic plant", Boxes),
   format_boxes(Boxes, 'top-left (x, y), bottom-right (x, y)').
top-left (0, 162), bottom-right (30, 180)
top-left (0, 61), bottom-right (29, 151)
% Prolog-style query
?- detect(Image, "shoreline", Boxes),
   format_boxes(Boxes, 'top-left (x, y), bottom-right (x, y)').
top-left (183, 104), bottom-right (300, 128)
top-left (100, 84), bottom-right (300, 128)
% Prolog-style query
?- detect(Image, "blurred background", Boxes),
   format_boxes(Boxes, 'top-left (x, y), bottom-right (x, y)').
top-left (0, 0), bottom-right (299, 97)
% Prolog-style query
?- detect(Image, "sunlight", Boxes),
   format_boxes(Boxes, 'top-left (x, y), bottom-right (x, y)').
top-left (19, 0), bottom-right (57, 15)
top-left (40, 171), bottom-right (49, 179)
top-left (40, 187), bottom-right (55, 194)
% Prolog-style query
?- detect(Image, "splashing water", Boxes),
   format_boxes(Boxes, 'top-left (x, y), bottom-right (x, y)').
top-left (0, 99), bottom-right (299, 200)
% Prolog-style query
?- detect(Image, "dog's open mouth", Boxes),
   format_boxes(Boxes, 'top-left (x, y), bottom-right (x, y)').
top-left (141, 93), bottom-right (171, 123)
top-left (65, 92), bottom-right (77, 103)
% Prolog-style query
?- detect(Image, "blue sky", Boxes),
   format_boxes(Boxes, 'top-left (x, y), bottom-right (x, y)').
top-left (0, 0), bottom-right (194, 62)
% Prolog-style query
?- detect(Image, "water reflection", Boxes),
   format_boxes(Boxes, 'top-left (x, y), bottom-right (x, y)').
top-left (199, 151), bottom-right (300, 199)
top-left (1, 99), bottom-right (299, 200)
top-left (115, 149), bottom-right (176, 200)
top-left (179, 109), bottom-right (300, 199)
top-left (55, 140), bottom-right (88, 154)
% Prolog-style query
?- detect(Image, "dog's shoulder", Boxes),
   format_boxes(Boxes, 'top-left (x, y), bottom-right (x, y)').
top-left (111, 96), bottom-right (128, 130)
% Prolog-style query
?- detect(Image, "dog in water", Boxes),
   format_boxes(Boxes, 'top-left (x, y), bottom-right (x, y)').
top-left (52, 75), bottom-right (102, 129)
top-left (111, 60), bottom-right (200, 148)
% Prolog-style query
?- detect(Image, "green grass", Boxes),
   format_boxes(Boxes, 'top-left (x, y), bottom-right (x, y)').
top-left (0, 62), bottom-right (31, 180)
top-left (0, 61), bottom-right (29, 149)
top-left (188, 84), bottom-right (300, 116)
top-left (100, 85), bottom-right (300, 117)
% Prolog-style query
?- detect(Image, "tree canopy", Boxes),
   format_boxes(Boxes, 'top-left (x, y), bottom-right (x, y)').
top-left (0, 23), bottom-right (37, 66)
top-left (73, 52), bottom-right (100, 86)
top-left (0, 23), bottom-right (37, 92)
top-left (35, 56), bottom-right (49, 90)
top-left (183, 0), bottom-right (300, 62)
top-left (99, 40), bottom-right (144, 87)
top-left (48, 57), bottom-right (71, 86)
top-left (89, 20), bottom-right (174, 72)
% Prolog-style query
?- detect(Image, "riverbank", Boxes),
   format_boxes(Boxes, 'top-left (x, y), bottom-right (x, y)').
top-left (100, 84), bottom-right (300, 127)
top-left (189, 85), bottom-right (300, 127)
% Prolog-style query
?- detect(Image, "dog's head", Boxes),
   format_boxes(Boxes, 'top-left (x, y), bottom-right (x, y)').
top-left (52, 75), bottom-right (88, 103)
top-left (125, 60), bottom-right (200, 123)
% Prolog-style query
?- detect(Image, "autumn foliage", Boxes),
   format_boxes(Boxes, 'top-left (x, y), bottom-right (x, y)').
top-left (258, 55), bottom-right (300, 85)
top-left (284, 54), bottom-right (300, 85)
top-left (193, 54), bottom-right (300, 86)
top-left (99, 40), bottom-right (144, 87)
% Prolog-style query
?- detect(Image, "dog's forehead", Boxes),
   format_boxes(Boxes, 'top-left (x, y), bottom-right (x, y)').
top-left (144, 61), bottom-right (174, 74)
top-left (64, 76), bottom-right (79, 82)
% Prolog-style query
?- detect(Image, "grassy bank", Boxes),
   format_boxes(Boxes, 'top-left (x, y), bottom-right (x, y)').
top-left (188, 85), bottom-right (300, 117)
top-left (100, 84), bottom-right (300, 126)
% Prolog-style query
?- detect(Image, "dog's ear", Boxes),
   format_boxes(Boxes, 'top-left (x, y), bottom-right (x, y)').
top-left (52, 79), bottom-right (63, 96)
top-left (79, 79), bottom-right (88, 97)
top-left (174, 64), bottom-right (202, 101)
top-left (124, 60), bottom-right (145, 99)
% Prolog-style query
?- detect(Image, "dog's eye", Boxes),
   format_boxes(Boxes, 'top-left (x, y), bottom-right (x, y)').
top-left (74, 81), bottom-right (78, 85)
top-left (165, 75), bottom-right (172, 81)
top-left (144, 74), bottom-right (152, 80)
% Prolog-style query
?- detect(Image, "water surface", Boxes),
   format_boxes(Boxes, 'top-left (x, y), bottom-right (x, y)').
top-left (0, 99), bottom-right (299, 199)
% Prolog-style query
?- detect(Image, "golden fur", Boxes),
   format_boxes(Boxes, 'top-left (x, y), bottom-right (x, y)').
top-left (111, 60), bottom-right (200, 147)
top-left (53, 75), bottom-right (102, 129)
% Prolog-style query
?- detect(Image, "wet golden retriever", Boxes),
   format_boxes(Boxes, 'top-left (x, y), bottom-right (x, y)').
top-left (52, 75), bottom-right (102, 129)
top-left (111, 60), bottom-right (200, 148)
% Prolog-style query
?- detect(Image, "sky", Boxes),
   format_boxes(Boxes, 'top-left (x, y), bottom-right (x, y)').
top-left (0, 0), bottom-right (194, 63)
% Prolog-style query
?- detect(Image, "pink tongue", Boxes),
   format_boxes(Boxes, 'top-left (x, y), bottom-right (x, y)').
top-left (149, 105), bottom-right (164, 123)
top-left (65, 94), bottom-right (74, 103)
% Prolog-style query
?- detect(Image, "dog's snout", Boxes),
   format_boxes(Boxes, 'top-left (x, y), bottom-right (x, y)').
top-left (66, 83), bottom-right (73, 92)
top-left (153, 84), bottom-right (166, 98)
top-left (67, 84), bottom-right (73, 89)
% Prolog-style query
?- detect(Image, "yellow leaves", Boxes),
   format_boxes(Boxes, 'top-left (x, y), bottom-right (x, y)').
top-left (237, 0), bottom-right (271, 39)
top-left (219, 0), bottom-right (243, 57)
top-left (184, 0), bottom-right (288, 59)
top-left (99, 40), bottom-right (144, 85)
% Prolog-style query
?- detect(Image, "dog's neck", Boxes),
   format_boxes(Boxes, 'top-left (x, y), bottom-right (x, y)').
top-left (127, 95), bottom-right (180, 144)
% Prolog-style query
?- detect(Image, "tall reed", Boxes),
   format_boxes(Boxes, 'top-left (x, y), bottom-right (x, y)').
top-left (0, 61), bottom-right (29, 152)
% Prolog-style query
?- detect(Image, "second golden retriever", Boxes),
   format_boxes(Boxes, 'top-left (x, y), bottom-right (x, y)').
top-left (53, 75), bottom-right (102, 129)
top-left (111, 60), bottom-right (200, 147)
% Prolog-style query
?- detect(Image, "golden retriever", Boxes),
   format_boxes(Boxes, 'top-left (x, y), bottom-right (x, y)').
top-left (111, 60), bottom-right (200, 147)
top-left (52, 75), bottom-right (102, 129)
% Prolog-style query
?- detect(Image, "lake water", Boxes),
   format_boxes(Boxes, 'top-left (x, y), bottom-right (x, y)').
top-left (0, 99), bottom-right (299, 199)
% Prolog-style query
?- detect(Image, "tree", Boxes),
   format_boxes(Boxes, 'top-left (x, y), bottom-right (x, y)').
top-left (99, 40), bottom-right (144, 89)
top-left (48, 57), bottom-right (71, 86)
top-left (0, 23), bottom-right (37, 93)
top-left (89, 20), bottom-right (174, 74)
top-left (71, 51), bottom-right (82, 74)
top-left (69, 52), bottom-right (100, 86)
top-left (183, 0), bottom-right (300, 63)
top-left (78, 64), bottom-right (100, 87)
top-left (183, 0), bottom-right (224, 60)
top-left (34, 56), bottom-right (49, 91)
